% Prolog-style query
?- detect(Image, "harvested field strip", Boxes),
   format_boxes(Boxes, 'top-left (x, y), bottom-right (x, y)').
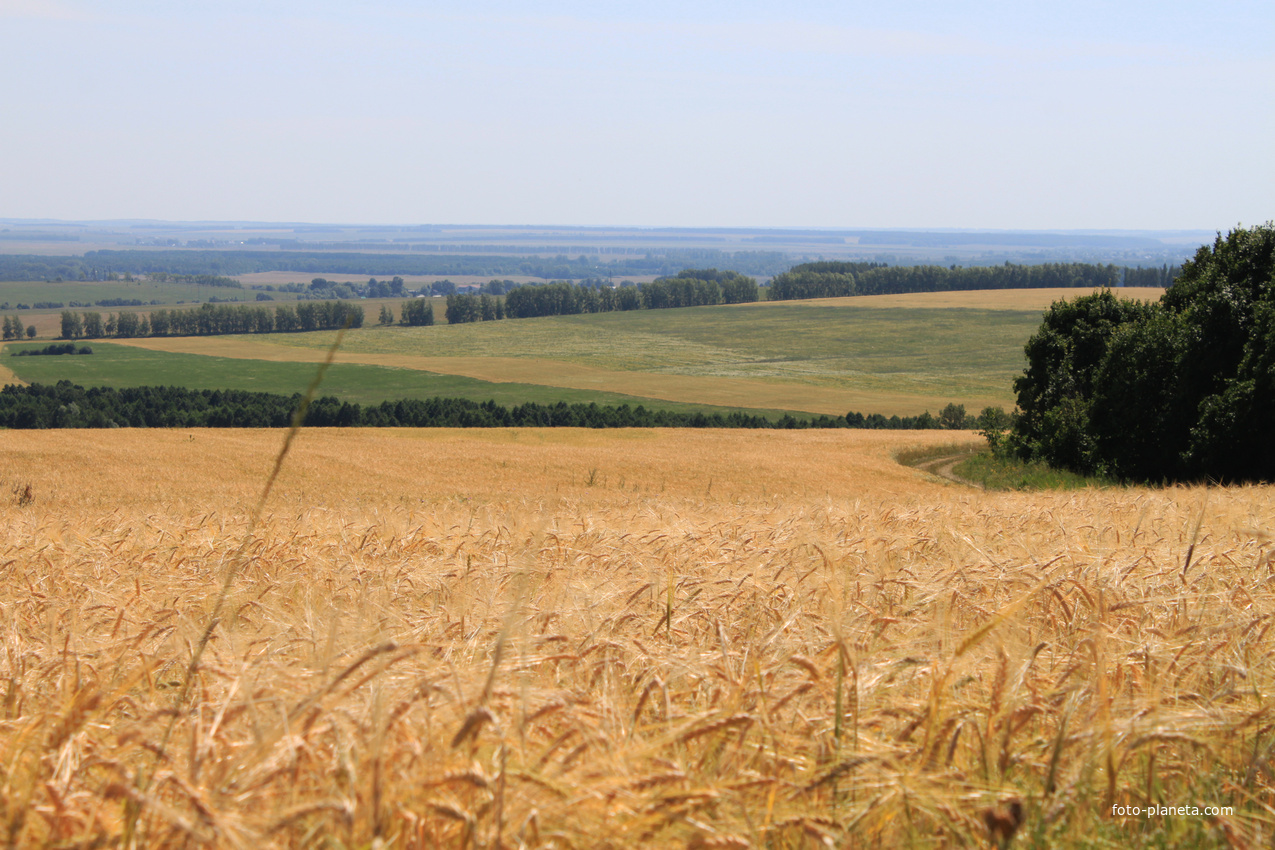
top-left (2, 429), bottom-right (1272, 848)
top-left (0, 357), bottom-right (24, 386)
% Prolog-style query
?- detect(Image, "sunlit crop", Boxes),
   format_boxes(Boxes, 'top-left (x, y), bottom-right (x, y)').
top-left (2, 428), bottom-right (1271, 848)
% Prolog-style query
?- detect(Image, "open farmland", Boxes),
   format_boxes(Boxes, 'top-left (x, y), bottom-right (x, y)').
top-left (1, 428), bottom-right (1272, 848)
top-left (0, 340), bottom-right (803, 419)
top-left (7, 288), bottom-right (1168, 417)
top-left (4, 287), bottom-right (1166, 416)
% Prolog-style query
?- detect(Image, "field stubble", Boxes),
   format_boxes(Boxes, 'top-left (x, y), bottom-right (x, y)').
top-left (2, 428), bottom-right (1273, 848)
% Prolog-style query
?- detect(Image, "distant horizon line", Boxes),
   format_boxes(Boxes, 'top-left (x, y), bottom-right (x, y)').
top-left (0, 217), bottom-right (1225, 237)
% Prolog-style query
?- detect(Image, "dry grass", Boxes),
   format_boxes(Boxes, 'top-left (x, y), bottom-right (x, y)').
top-left (2, 428), bottom-right (1273, 848)
top-left (0, 358), bottom-right (25, 386)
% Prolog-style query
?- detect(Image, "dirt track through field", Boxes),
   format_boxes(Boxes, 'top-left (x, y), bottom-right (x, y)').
top-left (914, 451), bottom-right (983, 488)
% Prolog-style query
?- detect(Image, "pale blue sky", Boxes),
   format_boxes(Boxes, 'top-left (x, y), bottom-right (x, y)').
top-left (2, 0), bottom-right (1271, 229)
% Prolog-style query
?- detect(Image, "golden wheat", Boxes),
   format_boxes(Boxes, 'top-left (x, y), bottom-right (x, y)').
top-left (1, 428), bottom-right (1272, 848)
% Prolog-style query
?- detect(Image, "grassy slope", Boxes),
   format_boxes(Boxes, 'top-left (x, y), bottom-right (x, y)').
top-left (5, 288), bottom-right (1147, 416)
top-left (0, 341), bottom-right (811, 418)
top-left (252, 300), bottom-right (1041, 412)
top-left (0, 278), bottom-right (247, 305)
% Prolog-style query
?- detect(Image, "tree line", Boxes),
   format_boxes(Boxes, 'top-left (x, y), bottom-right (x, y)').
top-left (442, 270), bottom-right (758, 323)
top-left (1006, 223), bottom-right (1274, 483)
top-left (2, 316), bottom-right (37, 340)
top-left (57, 301), bottom-right (364, 339)
top-left (0, 381), bottom-right (972, 431)
top-left (417, 261), bottom-right (1175, 327)
top-left (767, 261), bottom-right (1176, 300)
top-left (10, 343), bottom-right (93, 356)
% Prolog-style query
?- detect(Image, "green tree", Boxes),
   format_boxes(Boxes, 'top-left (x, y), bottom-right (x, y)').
top-left (1009, 290), bottom-right (1153, 472)
top-left (1010, 223), bottom-right (1275, 482)
top-left (401, 299), bottom-right (434, 326)
top-left (938, 403), bottom-right (972, 430)
top-left (60, 311), bottom-right (83, 340)
top-left (82, 312), bottom-right (105, 339)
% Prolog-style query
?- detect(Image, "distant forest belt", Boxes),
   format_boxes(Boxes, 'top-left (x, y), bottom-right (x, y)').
top-left (744, 286), bottom-right (1168, 311)
top-left (108, 337), bottom-right (989, 416)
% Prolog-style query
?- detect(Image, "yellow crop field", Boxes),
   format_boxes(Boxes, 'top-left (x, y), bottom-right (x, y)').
top-left (2, 428), bottom-right (1273, 848)
top-left (0, 359), bottom-right (24, 386)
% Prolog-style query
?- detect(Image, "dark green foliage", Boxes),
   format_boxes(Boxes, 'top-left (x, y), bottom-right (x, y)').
top-left (1009, 223), bottom-right (1275, 483)
top-left (56, 301), bottom-right (363, 340)
top-left (768, 261), bottom-right (1122, 301)
top-left (975, 406), bottom-right (1012, 451)
top-left (652, 269), bottom-right (759, 304)
top-left (444, 293), bottom-right (502, 323)
top-left (60, 310), bottom-right (84, 340)
top-left (937, 403), bottom-right (974, 430)
top-left (400, 299), bottom-right (435, 326)
top-left (1010, 290), bottom-right (1155, 472)
top-left (10, 344), bottom-right (92, 356)
top-left (499, 273), bottom-right (750, 320)
top-left (769, 262), bottom-right (884, 300)
top-left (504, 282), bottom-right (596, 318)
top-left (0, 382), bottom-right (952, 431)
top-left (640, 276), bottom-right (724, 309)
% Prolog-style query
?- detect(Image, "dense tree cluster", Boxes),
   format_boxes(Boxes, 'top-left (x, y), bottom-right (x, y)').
top-left (677, 269), bottom-right (760, 304)
top-left (1009, 223), bottom-right (1275, 482)
top-left (364, 277), bottom-right (406, 298)
top-left (57, 301), bottom-right (363, 340)
top-left (445, 293), bottom-right (505, 323)
top-left (503, 281), bottom-right (639, 319)
top-left (456, 270), bottom-right (756, 323)
top-left (400, 299), bottom-right (435, 326)
top-left (768, 262), bottom-right (888, 300)
top-left (10, 343), bottom-right (92, 356)
top-left (0, 381), bottom-right (959, 431)
top-left (769, 261), bottom-right (1130, 301)
top-left (1121, 264), bottom-right (1182, 288)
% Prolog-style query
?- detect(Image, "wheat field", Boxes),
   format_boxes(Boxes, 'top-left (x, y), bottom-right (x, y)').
top-left (2, 428), bottom-right (1272, 848)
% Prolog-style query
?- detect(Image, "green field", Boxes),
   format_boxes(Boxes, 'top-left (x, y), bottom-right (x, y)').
top-left (2, 295), bottom-right (1054, 416)
top-left (258, 301), bottom-right (1040, 401)
top-left (0, 278), bottom-right (256, 307)
top-left (0, 341), bottom-right (814, 419)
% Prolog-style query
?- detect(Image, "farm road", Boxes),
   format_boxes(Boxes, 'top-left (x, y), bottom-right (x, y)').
top-left (914, 451), bottom-right (983, 489)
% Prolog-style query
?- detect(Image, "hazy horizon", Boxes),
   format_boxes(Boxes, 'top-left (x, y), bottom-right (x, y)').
top-left (4, 1), bottom-right (1271, 231)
